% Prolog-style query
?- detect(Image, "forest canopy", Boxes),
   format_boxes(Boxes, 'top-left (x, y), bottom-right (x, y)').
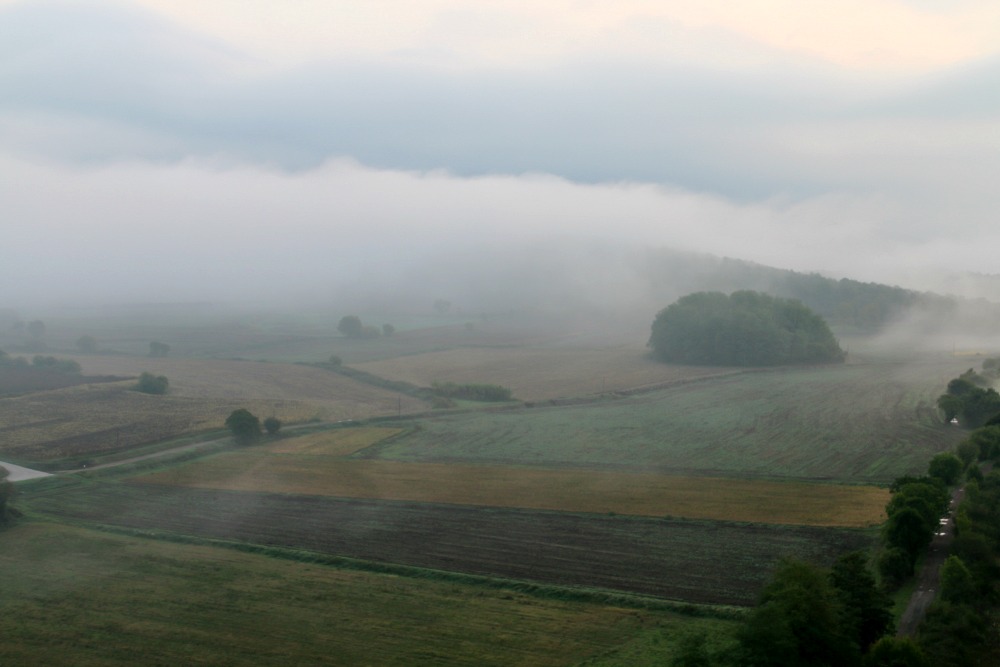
top-left (649, 290), bottom-right (846, 366)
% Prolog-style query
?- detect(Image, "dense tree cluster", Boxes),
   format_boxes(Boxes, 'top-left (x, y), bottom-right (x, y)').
top-left (134, 371), bottom-right (169, 395)
top-left (337, 315), bottom-right (384, 339)
top-left (937, 365), bottom-right (1000, 427)
top-left (913, 468), bottom-right (1000, 665)
top-left (878, 476), bottom-right (949, 588)
top-left (648, 291), bottom-right (845, 366)
top-left (225, 408), bottom-right (261, 444)
top-left (0, 351), bottom-right (81, 375)
top-left (735, 554), bottom-right (893, 666)
top-left (871, 417), bottom-right (1000, 665)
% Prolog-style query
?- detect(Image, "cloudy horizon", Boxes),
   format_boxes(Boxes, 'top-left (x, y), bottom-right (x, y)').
top-left (4, 0), bottom-right (1000, 308)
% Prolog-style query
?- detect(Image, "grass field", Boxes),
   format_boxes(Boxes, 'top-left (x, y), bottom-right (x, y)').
top-left (134, 430), bottom-right (888, 527)
top-left (0, 356), bottom-right (425, 465)
top-left (20, 480), bottom-right (874, 606)
top-left (364, 360), bottom-right (968, 483)
top-left (0, 522), bottom-right (741, 666)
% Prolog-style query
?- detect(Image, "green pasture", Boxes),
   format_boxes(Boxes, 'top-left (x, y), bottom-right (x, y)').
top-left (363, 360), bottom-right (968, 483)
top-left (0, 523), bottom-right (738, 666)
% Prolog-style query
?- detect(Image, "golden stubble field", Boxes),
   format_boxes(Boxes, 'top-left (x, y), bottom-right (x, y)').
top-left (137, 429), bottom-right (889, 527)
top-left (355, 345), bottom-right (741, 401)
top-left (0, 357), bottom-right (424, 462)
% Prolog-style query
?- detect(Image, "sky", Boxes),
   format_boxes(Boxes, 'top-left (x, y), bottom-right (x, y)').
top-left (3, 0), bottom-right (1000, 308)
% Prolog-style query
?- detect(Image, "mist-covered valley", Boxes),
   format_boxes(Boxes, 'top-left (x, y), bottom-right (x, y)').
top-left (5, 2), bottom-right (1000, 665)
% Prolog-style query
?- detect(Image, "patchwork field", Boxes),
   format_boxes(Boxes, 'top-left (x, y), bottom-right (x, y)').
top-left (364, 361), bottom-right (968, 483)
top-left (134, 430), bottom-right (888, 527)
top-left (20, 480), bottom-right (874, 606)
top-left (1, 523), bottom-right (733, 666)
top-left (355, 346), bottom-right (738, 401)
top-left (0, 356), bottom-right (424, 465)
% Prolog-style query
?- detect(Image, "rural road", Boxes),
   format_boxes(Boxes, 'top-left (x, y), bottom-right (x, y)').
top-left (0, 461), bottom-right (52, 482)
top-left (895, 480), bottom-right (970, 636)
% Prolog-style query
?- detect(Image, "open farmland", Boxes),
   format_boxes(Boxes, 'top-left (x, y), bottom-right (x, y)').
top-left (20, 479), bottom-right (874, 606)
top-left (1, 522), bottom-right (726, 666)
top-left (366, 360), bottom-right (969, 483)
top-left (0, 355), bottom-right (424, 465)
top-left (135, 430), bottom-right (888, 527)
top-left (355, 345), bottom-right (738, 401)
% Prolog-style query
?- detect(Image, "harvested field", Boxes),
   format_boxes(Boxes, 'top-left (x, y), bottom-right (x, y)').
top-left (367, 360), bottom-right (969, 483)
top-left (136, 436), bottom-right (888, 527)
top-left (0, 366), bottom-right (123, 395)
top-left (22, 481), bottom-right (874, 606)
top-left (0, 523), bottom-right (693, 666)
top-left (355, 346), bottom-right (735, 401)
top-left (267, 427), bottom-right (403, 455)
top-left (0, 356), bottom-right (424, 464)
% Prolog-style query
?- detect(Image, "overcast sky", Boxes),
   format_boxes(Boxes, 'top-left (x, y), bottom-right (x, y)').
top-left (3, 0), bottom-right (1000, 307)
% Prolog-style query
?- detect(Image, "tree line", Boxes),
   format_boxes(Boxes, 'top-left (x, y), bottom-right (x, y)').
top-left (644, 248), bottom-right (971, 333)
top-left (937, 361), bottom-right (1000, 428)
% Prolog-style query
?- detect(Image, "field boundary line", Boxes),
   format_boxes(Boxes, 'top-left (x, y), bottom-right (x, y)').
top-left (78, 521), bottom-right (748, 619)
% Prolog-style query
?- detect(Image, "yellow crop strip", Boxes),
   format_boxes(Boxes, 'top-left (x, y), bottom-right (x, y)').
top-left (137, 429), bottom-right (888, 527)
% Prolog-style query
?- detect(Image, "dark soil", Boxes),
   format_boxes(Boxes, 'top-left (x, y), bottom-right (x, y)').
top-left (24, 482), bottom-right (873, 606)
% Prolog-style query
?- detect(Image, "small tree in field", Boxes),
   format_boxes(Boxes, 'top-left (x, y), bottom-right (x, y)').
top-left (225, 409), bottom-right (261, 444)
top-left (263, 416), bottom-right (283, 435)
top-left (337, 315), bottom-right (363, 338)
top-left (135, 372), bottom-right (169, 395)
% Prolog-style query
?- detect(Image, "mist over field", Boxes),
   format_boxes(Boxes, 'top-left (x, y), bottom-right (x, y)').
top-left (4, 0), bottom-right (1000, 318)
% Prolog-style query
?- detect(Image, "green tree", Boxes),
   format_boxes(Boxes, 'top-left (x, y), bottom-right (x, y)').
top-left (886, 481), bottom-right (948, 528)
top-left (737, 559), bottom-right (857, 666)
top-left (671, 632), bottom-right (712, 667)
top-left (382, 323), bottom-right (396, 337)
top-left (263, 416), bottom-right (283, 435)
top-left (939, 555), bottom-right (975, 604)
top-left (225, 409), bottom-right (261, 444)
top-left (963, 425), bottom-right (1000, 460)
top-left (877, 547), bottom-right (913, 590)
top-left (75, 335), bottom-right (98, 353)
top-left (135, 372), bottom-right (169, 395)
top-left (927, 452), bottom-right (963, 486)
top-left (917, 601), bottom-right (987, 667)
top-left (148, 341), bottom-right (170, 358)
top-left (884, 507), bottom-right (934, 559)
top-left (862, 637), bottom-right (929, 667)
top-left (830, 551), bottom-right (894, 650)
top-left (337, 315), bottom-right (364, 338)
